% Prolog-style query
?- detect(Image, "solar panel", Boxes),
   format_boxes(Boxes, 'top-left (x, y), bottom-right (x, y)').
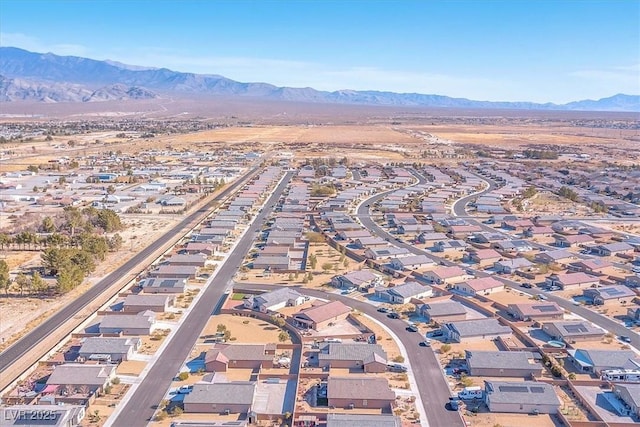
top-left (530, 387), bottom-right (546, 393)
top-left (564, 324), bottom-right (588, 333)
top-left (498, 385), bottom-right (529, 393)
top-left (533, 305), bottom-right (557, 312)
top-left (603, 288), bottom-right (624, 296)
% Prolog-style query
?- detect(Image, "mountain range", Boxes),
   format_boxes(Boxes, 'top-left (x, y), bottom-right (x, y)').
top-left (0, 47), bottom-right (638, 111)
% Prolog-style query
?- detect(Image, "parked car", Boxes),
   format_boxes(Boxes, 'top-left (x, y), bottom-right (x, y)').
top-left (377, 307), bottom-right (390, 313)
top-left (177, 385), bottom-right (192, 394)
top-left (387, 363), bottom-right (407, 373)
top-left (620, 335), bottom-right (632, 343)
top-left (406, 323), bottom-right (419, 332)
top-left (387, 312), bottom-right (400, 319)
top-left (419, 339), bottom-right (432, 347)
top-left (521, 282), bottom-right (532, 289)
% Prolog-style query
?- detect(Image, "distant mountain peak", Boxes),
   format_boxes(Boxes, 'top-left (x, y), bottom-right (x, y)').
top-left (0, 46), bottom-right (638, 111)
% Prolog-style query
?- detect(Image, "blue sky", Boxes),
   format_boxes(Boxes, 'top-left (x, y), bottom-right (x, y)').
top-left (1, 0), bottom-right (638, 103)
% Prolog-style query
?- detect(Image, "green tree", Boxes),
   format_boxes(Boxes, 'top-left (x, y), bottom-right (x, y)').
top-left (0, 233), bottom-right (12, 250)
top-left (15, 273), bottom-right (30, 296)
top-left (95, 209), bottom-right (123, 232)
top-left (440, 344), bottom-right (452, 354)
top-left (106, 185), bottom-right (116, 195)
top-left (56, 265), bottom-right (84, 293)
top-left (58, 176), bottom-right (67, 185)
top-left (31, 272), bottom-right (47, 294)
top-left (216, 324), bottom-right (227, 332)
top-left (27, 165), bottom-right (39, 173)
top-left (0, 260), bottom-right (10, 297)
top-left (108, 234), bottom-right (123, 251)
top-left (278, 331), bottom-right (289, 342)
top-left (41, 216), bottom-right (56, 233)
top-left (63, 207), bottom-right (84, 237)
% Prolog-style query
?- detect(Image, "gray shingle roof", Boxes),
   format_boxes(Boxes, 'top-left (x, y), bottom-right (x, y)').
top-left (183, 382), bottom-right (256, 405)
top-left (327, 377), bottom-right (395, 401)
top-left (79, 337), bottom-right (140, 355)
top-left (485, 380), bottom-right (560, 406)
top-left (318, 343), bottom-right (387, 363)
top-left (421, 300), bottom-right (467, 316)
top-left (47, 364), bottom-right (115, 386)
top-left (568, 349), bottom-right (640, 369)
top-left (387, 281), bottom-right (430, 299)
top-left (446, 318), bottom-right (512, 338)
top-left (326, 414), bottom-right (401, 427)
top-left (467, 351), bottom-right (541, 370)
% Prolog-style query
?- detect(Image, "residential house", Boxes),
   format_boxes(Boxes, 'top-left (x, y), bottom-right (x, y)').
top-left (292, 300), bottom-right (351, 330)
top-left (432, 239), bottom-right (468, 253)
top-left (417, 300), bottom-right (467, 323)
top-left (376, 282), bottom-right (432, 304)
top-left (466, 350), bottom-right (543, 377)
top-left (165, 253), bottom-right (207, 267)
top-left (484, 380), bottom-right (560, 414)
top-left (453, 277), bottom-right (504, 296)
top-left (326, 377), bottom-right (395, 410)
top-left (613, 384), bottom-right (640, 419)
top-left (542, 321), bottom-right (606, 343)
top-left (98, 311), bottom-right (156, 335)
top-left (183, 382), bottom-right (256, 414)
top-left (494, 258), bottom-right (533, 274)
top-left (583, 285), bottom-right (636, 305)
top-left (567, 349), bottom-right (640, 375)
top-left (389, 254), bottom-right (434, 271)
top-left (122, 294), bottom-right (174, 313)
top-left (442, 318), bottom-right (512, 343)
top-left (422, 266), bottom-right (471, 285)
top-left (449, 224), bottom-right (483, 239)
top-left (417, 232), bottom-right (448, 244)
top-left (507, 302), bottom-right (564, 321)
top-left (465, 249), bottom-right (502, 268)
top-left (492, 240), bottom-right (533, 254)
top-left (204, 343), bottom-right (276, 372)
top-left (545, 272), bottom-right (600, 291)
top-left (139, 277), bottom-right (186, 294)
top-left (45, 364), bottom-right (116, 398)
top-left (243, 288), bottom-right (305, 313)
top-left (78, 337), bottom-right (141, 363)
top-left (364, 246), bottom-right (411, 260)
top-left (318, 343), bottom-right (387, 373)
top-left (182, 242), bottom-right (216, 256)
top-left (352, 237), bottom-right (388, 249)
top-left (149, 265), bottom-right (198, 280)
top-left (331, 270), bottom-right (383, 290)
top-left (554, 234), bottom-right (596, 248)
top-left (252, 255), bottom-right (290, 271)
top-left (325, 414), bottom-right (401, 427)
top-left (593, 242), bottom-right (635, 257)
top-left (567, 259), bottom-right (613, 275)
top-left (523, 226), bottom-right (554, 238)
top-left (534, 250), bottom-right (576, 265)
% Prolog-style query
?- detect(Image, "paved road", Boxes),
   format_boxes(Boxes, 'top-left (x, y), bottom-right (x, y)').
top-left (109, 171), bottom-right (294, 426)
top-left (236, 284), bottom-right (464, 427)
top-left (0, 165), bottom-right (262, 378)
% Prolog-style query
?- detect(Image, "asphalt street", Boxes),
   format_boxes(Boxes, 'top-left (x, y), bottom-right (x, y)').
top-left (0, 165), bottom-right (262, 377)
top-left (109, 171), bottom-right (294, 426)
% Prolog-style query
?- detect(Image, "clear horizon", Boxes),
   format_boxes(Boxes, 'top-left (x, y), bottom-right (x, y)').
top-left (1, 0), bottom-right (638, 104)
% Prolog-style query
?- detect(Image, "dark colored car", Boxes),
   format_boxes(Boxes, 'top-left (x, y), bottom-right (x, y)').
top-left (387, 312), bottom-right (400, 319)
